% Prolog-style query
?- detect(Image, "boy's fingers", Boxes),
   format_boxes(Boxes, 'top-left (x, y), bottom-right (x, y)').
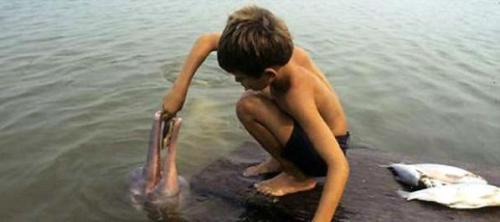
top-left (161, 110), bottom-right (175, 120)
top-left (161, 118), bottom-right (175, 146)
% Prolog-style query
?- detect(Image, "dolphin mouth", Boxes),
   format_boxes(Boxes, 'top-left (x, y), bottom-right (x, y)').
top-left (143, 111), bottom-right (183, 198)
top-left (162, 118), bottom-right (175, 150)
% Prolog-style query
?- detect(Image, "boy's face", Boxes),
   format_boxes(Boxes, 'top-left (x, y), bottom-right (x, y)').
top-left (232, 72), bottom-right (272, 91)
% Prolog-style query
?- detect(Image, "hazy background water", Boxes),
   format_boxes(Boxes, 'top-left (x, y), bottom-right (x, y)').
top-left (0, 0), bottom-right (499, 221)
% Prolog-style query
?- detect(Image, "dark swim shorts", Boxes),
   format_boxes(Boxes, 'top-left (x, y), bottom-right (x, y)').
top-left (281, 120), bottom-right (350, 177)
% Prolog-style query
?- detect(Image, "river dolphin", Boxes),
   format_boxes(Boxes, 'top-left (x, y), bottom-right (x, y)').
top-left (144, 111), bottom-right (182, 196)
top-left (129, 111), bottom-right (187, 212)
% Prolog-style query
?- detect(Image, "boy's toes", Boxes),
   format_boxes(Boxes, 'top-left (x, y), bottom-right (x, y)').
top-left (254, 183), bottom-right (287, 197)
top-left (254, 182), bottom-right (261, 188)
top-left (270, 189), bottom-right (285, 197)
top-left (243, 167), bottom-right (258, 177)
top-left (254, 180), bottom-right (269, 189)
top-left (257, 185), bottom-right (280, 197)
top-left (257, 185), bottom-right (271, 195)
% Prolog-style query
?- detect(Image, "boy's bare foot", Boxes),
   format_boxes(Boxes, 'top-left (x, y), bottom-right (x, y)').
top-left (243, 157), bottom-right (282, 177)
top-left (254, 172), bottom-right (316, 196)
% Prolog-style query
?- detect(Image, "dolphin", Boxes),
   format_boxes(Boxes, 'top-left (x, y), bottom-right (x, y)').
top-left (129, 111), bottom-right (187, 211)
top-left (143, 111), bottom-right (182, 196)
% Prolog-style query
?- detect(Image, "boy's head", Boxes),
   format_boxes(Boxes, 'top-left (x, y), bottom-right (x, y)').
top-left (217, 5), bottom-right (293, 79)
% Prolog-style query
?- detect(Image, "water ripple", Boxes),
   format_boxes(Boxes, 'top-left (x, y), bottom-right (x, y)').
top-left (1, 0), bottom-right (500, 221)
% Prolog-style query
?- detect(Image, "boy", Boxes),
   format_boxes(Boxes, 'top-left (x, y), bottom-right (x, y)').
top-left (162, 5), bottom-right (349, 222)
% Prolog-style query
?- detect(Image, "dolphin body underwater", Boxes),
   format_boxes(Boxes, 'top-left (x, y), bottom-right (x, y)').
top-left (129, 111), bottom-right (188, 215)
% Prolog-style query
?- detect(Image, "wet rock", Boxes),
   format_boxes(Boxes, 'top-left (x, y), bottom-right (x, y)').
top-left (190, 142), bottom-right (500, 221)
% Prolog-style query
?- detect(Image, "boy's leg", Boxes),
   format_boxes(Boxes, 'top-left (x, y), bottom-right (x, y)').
top-left (236, 91), bottom-right (316, 196)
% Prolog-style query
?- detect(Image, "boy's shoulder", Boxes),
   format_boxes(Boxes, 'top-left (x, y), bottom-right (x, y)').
top-left (291, 47), bottom-right (311, 65)
top-left (279, 68), bottom-right (318, 104)
top-left (287, 46), bottom-right (334, 91)
top-left (286, 49), bottom-right (319, 87)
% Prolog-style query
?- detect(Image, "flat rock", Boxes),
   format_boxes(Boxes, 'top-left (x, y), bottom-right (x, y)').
top-left (190, 142), bottom-right (500, 221)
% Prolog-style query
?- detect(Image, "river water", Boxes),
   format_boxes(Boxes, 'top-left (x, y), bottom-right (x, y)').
top-left (0, 0), bottom-right (499, 221)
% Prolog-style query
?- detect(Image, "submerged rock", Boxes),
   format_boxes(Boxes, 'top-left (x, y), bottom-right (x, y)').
top-left (190, 142), bottom-right (500, 221)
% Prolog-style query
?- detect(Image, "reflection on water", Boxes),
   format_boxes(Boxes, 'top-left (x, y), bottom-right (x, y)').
top-left (0, 0), bottom-right (499, 221)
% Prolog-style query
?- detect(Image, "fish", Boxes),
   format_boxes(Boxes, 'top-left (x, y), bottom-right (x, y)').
top-left (398, 183), bottom-right (500, 209)
top-left (387, 163), bottom-right (487, 189)
top-left (129, 111), bottom-right (188, 209)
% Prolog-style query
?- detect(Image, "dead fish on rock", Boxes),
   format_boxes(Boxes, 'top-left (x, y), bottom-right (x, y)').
top-left (398, 183), bottom-right (500, 209)
top-left (387, 163), bottom-right (487, 189)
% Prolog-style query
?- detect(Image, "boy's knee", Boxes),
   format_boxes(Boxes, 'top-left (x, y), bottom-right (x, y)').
top-left (236, 93), bottom-right (262, 121)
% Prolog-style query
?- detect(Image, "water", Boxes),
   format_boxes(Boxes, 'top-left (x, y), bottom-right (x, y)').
top-left (0, 0), bottom-right (499, 221)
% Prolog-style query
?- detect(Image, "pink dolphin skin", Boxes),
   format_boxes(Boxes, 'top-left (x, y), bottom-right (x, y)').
top-left (143, 111), bottom-right (182, 197)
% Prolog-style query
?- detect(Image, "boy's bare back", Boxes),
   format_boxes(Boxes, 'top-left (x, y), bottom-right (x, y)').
top-left (266, 47), bottom-right (348, 137)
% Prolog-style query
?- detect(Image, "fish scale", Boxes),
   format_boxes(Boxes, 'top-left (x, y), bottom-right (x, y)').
top-left (388, 163), bottom-right (499, 209)
top-left (388, 163), bottom-right (487, 188)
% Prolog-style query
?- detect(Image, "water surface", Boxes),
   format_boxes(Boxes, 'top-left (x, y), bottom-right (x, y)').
top-left (1, 0), bottom-right (499, 221)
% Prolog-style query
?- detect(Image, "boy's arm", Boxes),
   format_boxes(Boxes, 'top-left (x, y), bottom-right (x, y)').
top-left (162, 32), bottom-right (221, 117)
top-left (285, 86), bottom-right (349, 222)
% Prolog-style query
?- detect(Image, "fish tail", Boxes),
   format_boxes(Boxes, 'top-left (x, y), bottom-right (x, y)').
top-left (379, 162), bottom-right (399, 168)
top-left (379, 162), bottom-right (403, 168)
top-left (397, 190), bottom-right (411, 200)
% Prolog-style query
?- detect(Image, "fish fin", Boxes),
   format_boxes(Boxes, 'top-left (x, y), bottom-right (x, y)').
top-left (397, 190), bottom-right (411, 200)
top-left (444, 173), bottom-right (462, 180)
top-left (414, 168), bottom-right (425, 175)
top-left (479, 193), bottom-right (495, 200)
top-left (379, 162), bottom-right (400, 168)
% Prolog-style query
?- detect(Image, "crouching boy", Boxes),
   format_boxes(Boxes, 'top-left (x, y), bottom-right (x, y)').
top-left (162, 5), bottom-right (350, 222)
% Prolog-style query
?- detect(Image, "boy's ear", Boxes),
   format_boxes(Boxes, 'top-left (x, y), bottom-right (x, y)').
top-left (263, 68), bottom-right (277, 80)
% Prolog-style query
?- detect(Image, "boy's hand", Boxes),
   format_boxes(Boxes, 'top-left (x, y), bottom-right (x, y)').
top-left (160, 109), bottom-right (175, 121)
top-left (161, 90), bottom-right (182, 120)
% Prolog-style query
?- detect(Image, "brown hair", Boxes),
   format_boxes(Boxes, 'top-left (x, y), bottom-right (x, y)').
top-left (217, 5), bottom-right (293, 78)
